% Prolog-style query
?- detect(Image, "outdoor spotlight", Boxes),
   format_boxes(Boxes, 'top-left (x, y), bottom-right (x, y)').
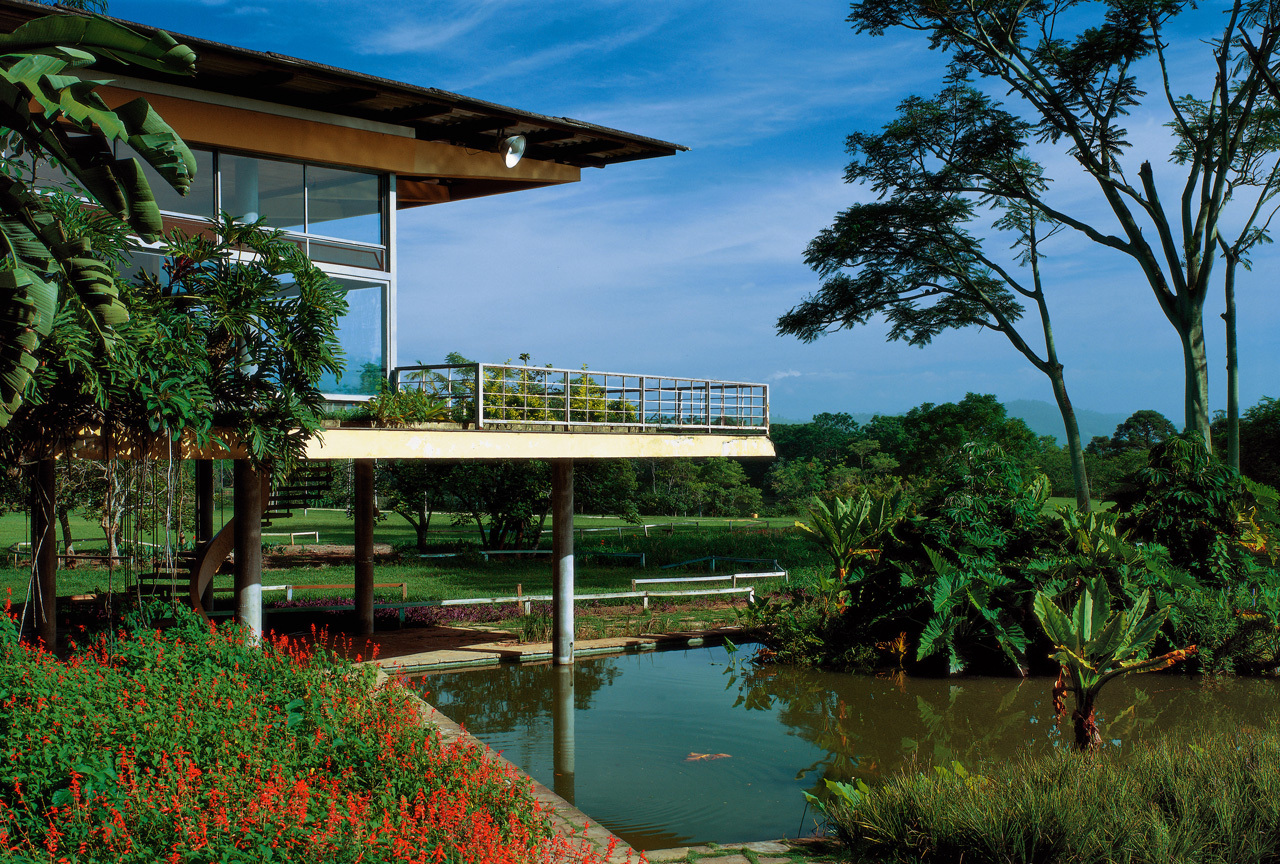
top-left (498, 134), bottom-right (527, 168)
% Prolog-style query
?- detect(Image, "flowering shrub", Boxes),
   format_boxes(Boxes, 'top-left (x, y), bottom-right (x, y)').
top-left (0, 598), bottom-right (620, 863)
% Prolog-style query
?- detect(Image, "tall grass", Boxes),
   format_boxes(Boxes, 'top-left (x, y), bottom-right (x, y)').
top-left (826, 725), bottom-right (1280, 863)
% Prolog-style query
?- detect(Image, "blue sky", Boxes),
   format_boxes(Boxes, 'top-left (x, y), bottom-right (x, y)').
top-left (109, 0), bottom-right (1280, 427)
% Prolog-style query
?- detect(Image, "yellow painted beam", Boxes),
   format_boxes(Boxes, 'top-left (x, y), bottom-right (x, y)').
top-left (303, 429), bottom-right (776, 461)
top-left (66, 428), bottom-right (775, 461)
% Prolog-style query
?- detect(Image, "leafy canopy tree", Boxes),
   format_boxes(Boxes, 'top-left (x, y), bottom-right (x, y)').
top-left (780, 81), bottom-right (1094, 510)
top-left (1235, 396), bottom-right (1280, 487)
top-left (894, 393), bottom-right (1039, 477)
top-left (846, 0), bottom-right (1280, 447)
top-left (1110, 409), bottom-right (1178, 451)
top-left (0, 13), bottom-right (195, 426)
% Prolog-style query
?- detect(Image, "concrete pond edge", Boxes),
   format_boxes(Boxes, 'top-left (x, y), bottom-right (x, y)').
top-left (369, 628), bottom-right (840, 862)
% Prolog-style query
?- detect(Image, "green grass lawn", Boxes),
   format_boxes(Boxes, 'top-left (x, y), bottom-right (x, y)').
top-left (0, 508), bottom-right (799, 554)
top-left (0, 509), bottom-right (816, 616)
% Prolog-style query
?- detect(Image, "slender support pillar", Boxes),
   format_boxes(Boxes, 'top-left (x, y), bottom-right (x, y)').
top-left (552, 665), bottom-right (576, 804)
top-left (233, 461), bottom-right (263, 643)
top-left (353, 458), bottom-right (376, 637)
top-left (30, 458), bottom-right (57, 650)
top-left (551, 459), bottom-right (575, 665)
top-left (194, 460), bottom-right (215, 610)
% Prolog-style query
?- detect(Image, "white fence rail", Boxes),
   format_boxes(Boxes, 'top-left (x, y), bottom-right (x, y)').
top-left (391, 362), bottom-right (769, 434)
top-left (631, 571), bottom-right (787, 591)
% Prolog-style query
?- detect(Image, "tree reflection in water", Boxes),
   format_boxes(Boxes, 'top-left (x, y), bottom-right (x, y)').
top-left (415, 646), bottom-right (1280, 847)
top-left (722, 655), bottom-right (1280, 802)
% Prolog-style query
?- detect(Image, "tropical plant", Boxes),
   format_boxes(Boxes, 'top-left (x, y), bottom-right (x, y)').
top-left (1117, 432), bottom-right (1271, 582)
top-left (910, 546), bottom-right (1029, 674)
top-left (0, 13), bottom-right (196, 426)
top-left (1034, 577), bottom-right (1196, 750)
top-left (797, 488), bottom-right (908, 575)
top-left (353, 386), bottom-right (452, 426)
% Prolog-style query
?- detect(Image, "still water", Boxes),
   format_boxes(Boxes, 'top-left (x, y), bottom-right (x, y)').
top-left (417, 645), bottom-right (1280, 850)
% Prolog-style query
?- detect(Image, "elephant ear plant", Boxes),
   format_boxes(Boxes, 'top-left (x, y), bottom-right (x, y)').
top-left (1034, 577), bottom-right (1196, 750)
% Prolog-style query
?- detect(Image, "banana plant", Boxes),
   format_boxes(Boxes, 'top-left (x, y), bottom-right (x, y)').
top-left (796, 488), bottom-right (908, 575)
top-left (0, 14), bottom-right (196, 426)
top-left (1033, 577), bottom-right (1196, 750)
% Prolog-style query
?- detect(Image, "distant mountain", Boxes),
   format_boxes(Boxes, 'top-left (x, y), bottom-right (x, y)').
top-left (1003, 400), bottom-right (1129, 445)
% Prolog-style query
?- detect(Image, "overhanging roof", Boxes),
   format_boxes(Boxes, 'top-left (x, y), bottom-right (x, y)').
top-left (0, 0), bottom-right (687, 170)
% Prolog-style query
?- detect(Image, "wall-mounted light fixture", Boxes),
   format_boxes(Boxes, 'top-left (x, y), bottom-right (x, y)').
top-left (498, 133), bottom-right (527, 168)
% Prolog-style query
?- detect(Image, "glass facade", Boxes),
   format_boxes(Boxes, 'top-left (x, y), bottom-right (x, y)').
top-left (118, 144), bottom-right (387, 270)
top-left (306, 165), bottom-right (381, 244)
top-left (119, 145), bottom-right (392, 399)
top-left (316, 279), bottom-right (387, 396)
top-left (222, 154), bottom-right (305, 233)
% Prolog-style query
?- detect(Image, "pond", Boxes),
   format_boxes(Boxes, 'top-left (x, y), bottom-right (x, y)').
top-left (416, 644), bottom-right (1280, 851)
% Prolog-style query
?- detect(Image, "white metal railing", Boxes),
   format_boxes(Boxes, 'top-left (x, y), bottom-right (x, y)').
top-left (390, 363), bottom-right (769, 434)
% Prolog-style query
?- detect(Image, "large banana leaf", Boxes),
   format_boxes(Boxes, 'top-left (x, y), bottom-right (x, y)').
top-left (0, 13), bottom-right (195, 427)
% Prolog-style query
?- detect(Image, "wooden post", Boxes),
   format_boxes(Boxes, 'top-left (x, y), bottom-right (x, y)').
top-left (233, 461), bottom-right (263, 643)
top-left (354, 458), bottom-right (375, 637)
top-left (30, 458), bottom-right (57, 651)
top-left (552, 459), bottom-right (575, 665)
top-left (194, 459), bottom-right (215, 610)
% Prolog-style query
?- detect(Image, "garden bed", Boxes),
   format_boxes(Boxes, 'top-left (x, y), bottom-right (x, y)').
top-left (0, 600), bottom-right (629, 863)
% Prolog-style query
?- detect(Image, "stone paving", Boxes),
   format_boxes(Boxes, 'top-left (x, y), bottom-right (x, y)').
top-left (642, 838), bottom-right (842, 864)
top-left (369, 626), bottom-right (745, 674)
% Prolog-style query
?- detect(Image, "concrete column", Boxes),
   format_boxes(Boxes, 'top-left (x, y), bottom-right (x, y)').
top-left (194, 459), bottom-right (215, 610)
top-left (552, 665), bottom-right (576, 804)
top-left (353, 458), bottom-right (376, 637)
top-left (552, 459), bottom-right (574, 665)
top-left (30, 458), bottom-right (57, 650)
top-left (233, 461), bottom-right (263, 643)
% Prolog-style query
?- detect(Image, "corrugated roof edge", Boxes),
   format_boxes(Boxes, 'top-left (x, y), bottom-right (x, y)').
top-left (7, 0), bottom-right (688, 157)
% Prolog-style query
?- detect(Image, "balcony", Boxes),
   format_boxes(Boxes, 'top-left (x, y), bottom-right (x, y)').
top-left (389, 363), bottom-right (770, 435)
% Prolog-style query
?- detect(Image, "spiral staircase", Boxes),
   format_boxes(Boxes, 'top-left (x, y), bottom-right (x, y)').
top-left (134, 462), bottom-right (334, 617)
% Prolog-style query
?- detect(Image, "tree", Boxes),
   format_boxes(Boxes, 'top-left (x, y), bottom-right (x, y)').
top-left (1237, 396), bottom-right (1280, 487)
top-left (3, 215), bottom-right (348, 476)
top-left (768, 412), bottom-right (860, 464)
top-left (847, 0), bottom-right (1280, 446)
top-left (1110, 410), bottom-right (1177, 451)
top-left (636, 458), bottom-right (762, 517)
top-left (895, 393), bottom-right (1038, 477)
top-left (0, 14), bottom-right (195, 427)
top-left (574, 460), bottom-right (640, 522)
top-left (446, 460), bottom-right (551, 550)
top-left (766, 458), bottom-right (829, 512)
top-left (780, 82), bottom-right (1093, 510)
top-left (376, 461), bottom-right (454, 552)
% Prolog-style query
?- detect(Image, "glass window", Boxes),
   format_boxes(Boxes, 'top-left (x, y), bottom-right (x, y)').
top-left (317, 278), bottom-right (385, 396)
top-left (222, 154), bottom-right (304, 233)
top-left (308, 237), bottom-right (386, 270)
top-left (306, 165), bottom-right (381, 245)
top-left (121, 143), bottom-right (214, 218)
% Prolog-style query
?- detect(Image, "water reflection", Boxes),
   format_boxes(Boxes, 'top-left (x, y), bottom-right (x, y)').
top-left (553, 666), bottom-right (575, 804)
top-left (416, 646), bottom-right (1280, 850)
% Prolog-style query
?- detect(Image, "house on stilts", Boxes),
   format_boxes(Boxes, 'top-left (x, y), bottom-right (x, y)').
top-left (9, 0), bottom-right (774, 664)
